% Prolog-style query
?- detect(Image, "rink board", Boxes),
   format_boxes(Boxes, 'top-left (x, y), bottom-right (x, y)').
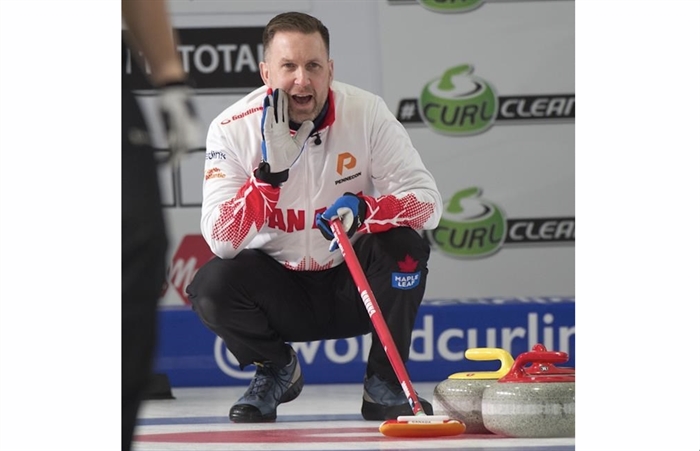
top-left (153, 297), bottom-right (575, 386)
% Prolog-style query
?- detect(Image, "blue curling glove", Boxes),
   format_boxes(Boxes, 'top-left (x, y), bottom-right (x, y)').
top-left (316, 192), bottom-right (367, 251)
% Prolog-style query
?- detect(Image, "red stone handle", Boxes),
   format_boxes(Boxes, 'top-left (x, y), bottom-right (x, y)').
top-left (499, 347), bottom-right (573, 382)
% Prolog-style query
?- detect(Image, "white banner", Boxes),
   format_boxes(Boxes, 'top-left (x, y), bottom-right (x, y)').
top-left (123, 0), bottom-right (574, 305)
top-left (378, 0), bottom-right (575, 298)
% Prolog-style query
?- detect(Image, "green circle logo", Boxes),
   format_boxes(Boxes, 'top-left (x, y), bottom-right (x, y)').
top-left (428, 187), bottom-right (506, 258)
top-left (419, 64), bottom-right (497, 135)
top-left (417, 0), bottom-right (485, 13)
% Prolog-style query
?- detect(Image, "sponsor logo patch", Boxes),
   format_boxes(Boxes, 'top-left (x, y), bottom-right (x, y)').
top-left (205, 167), bottom-right (225, 180)
top-left (392, 255), bottom-right (421, 290)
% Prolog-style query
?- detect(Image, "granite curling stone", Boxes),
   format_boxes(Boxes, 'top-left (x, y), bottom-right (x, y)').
top-left (481, 345), bottom-right (575, 438)
top-left (433, 347), bottom-right (514, 434)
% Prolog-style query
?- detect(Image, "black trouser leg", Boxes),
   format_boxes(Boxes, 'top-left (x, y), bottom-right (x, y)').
top-left (351, 227), bottom-right (430, 383)
top-left (186, 248), bottom-right (368, 369)
top-left (188, 249), bottom-right (311, 369)
top-left (122, 88), bottom-right (168, 451)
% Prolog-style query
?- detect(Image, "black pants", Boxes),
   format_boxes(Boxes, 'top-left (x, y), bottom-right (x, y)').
top-left (122, 88), bottom-right (168, 451)
top-left (187, 227), bottom-right (430, 384)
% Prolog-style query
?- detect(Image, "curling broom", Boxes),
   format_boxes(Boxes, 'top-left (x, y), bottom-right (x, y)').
top-left (329, 219), bottom-right (466, 438)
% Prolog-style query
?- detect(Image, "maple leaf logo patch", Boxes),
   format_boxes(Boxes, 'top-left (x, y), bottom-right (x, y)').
top-left (392, 255), bottom-right (421, 290)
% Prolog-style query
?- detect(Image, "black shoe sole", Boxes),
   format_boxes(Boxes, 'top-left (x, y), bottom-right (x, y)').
top-left (229, 375), bottom-right (305, 423)
top-left (361, 398), bottom-right (433, 421)
top-left (229, 409), bottom-right (277, 423)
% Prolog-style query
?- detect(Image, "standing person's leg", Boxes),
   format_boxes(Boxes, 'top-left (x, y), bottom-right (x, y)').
top-left (122, 87), bottom-right (168, 451)
top-left (347, 227), bottom-right (433, 420)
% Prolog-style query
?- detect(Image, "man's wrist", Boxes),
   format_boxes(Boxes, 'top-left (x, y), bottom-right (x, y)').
top-left (149, 62), bottom-right (188, 87)
top-left (254, 161), bottom-right (288, 187)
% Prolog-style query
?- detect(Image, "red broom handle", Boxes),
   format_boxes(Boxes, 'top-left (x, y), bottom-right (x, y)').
top-left (329, 219), bottom-right (426, 416)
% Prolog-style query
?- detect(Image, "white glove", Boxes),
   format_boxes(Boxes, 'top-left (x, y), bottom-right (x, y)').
top-left (261, 89), bottom-right (315, 173)
top-left (158, 82), bottom-right (203, 164)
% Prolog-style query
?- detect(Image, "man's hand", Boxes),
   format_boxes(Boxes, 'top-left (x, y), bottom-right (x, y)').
top-left (256, 89), bottom-right (315, 185)
top-left (158, 82), bottom-right (203, 164)
top-left (316, 193), bottom-right (367, 251)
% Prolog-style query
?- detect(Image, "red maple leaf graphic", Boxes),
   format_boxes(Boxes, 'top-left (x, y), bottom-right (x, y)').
top-left (397, 255), bottom-right (418, 273)
top-left (361, 193), bottom-right (436, 233)
top-left (212, 176), bottom-right (277, 249)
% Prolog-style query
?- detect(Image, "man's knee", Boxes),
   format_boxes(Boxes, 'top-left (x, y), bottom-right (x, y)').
top-left (356, 227), bottom-right (430, 265)
top-left (186, 258), bottom-right (231, 323)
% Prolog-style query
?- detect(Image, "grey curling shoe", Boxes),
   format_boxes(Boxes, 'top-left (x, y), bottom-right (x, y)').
top-left (229, 346), bottom-right (304, 423)
top-left (361, 373), bottom-right (433, 420)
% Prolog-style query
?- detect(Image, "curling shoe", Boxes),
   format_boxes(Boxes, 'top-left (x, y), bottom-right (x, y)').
top-left (361, 373), bottom-right (433, 420)
top-left (229, 346), bottom-right (304, 423)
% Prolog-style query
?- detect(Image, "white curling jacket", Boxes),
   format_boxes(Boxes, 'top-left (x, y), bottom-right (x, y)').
top-left (201, 81), bottom-right (443, 270)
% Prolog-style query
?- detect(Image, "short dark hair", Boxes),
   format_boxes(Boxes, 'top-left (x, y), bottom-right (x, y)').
top-left (262, 12), bottom-right (330, 61)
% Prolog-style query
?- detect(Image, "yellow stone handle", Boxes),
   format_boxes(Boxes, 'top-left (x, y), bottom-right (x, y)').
top-left (447, 347), bottom-right (515, 380)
